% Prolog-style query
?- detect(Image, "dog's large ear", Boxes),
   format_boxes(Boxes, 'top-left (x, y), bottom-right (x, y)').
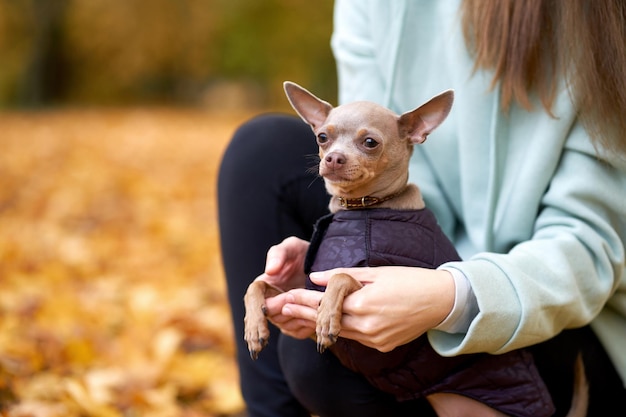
top-left (398, 90), bottom-right (454, 144)
top-left (284, 81), bottom-right (333, 129)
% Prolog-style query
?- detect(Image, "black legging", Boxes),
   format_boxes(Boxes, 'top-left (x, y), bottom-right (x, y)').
top-left (218, 114), bottom-right (324, 417)
top-left (218, 114), bottom-right (626, 417)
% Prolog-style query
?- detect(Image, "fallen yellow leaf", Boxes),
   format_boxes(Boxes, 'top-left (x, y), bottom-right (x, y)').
top-left (0, 109), bottom-right (249, 416)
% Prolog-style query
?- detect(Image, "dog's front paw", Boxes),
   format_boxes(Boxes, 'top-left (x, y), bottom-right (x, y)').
top-left (316, 297), bottom-right (342, 353)
top-left (244, 307), bottom-right (270, 360)
top-left (315, 272), bottom-right (363, 353)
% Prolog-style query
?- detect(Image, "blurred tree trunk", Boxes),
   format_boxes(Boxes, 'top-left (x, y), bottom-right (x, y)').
top-left (19, 0), bottom-right (69, 106)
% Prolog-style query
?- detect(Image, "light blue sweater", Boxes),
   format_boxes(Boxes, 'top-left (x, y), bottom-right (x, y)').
top-left (332, 0), bottom-right (626, 384)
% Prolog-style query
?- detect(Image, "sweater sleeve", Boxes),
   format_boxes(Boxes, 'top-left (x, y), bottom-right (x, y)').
top-left (429, 121), bottom-right (626, 356)
top-left (331, 0), bottom-right (386, 105)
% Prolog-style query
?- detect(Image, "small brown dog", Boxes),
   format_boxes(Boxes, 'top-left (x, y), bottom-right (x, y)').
top-left (243, 82), bottom-right (587, 416)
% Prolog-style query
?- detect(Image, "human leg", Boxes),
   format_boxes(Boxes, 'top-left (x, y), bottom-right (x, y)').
top-left (217, 114), bottom-right (329, 416)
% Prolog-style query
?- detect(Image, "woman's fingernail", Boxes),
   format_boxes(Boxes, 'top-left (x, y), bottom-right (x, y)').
top-left (282, 307), bottom-right (292, 316)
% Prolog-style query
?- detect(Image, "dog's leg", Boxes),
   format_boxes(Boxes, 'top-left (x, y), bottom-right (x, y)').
top-left (316, 272), bottom-right (363, 353)
top-left (243, 280), bottom-right (283, 359)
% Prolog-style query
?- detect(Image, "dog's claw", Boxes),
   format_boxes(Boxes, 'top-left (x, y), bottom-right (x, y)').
top-left (316, 332), bottom-right (338, 353)
top-left (246, 336), bottom-right (268, 360)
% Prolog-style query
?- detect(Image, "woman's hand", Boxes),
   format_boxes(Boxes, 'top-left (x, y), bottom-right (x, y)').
top-left (250, 236), bottom-right (317, 340)
top-left (255, 236), bottom-right (310, 292)
top-left (265, 289), bottom-right (322, 340)
top-left (265, 266), bottom-right (456, 352)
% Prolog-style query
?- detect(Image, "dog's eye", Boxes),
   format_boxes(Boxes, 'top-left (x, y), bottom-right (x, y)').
top-left (317, 133), bottom-right (328, 144)
top-left (363, 137), bottom-right (379, 148)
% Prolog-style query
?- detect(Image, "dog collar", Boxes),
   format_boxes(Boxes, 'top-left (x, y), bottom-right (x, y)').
top-left (337, 191), bottom-right (403, 209)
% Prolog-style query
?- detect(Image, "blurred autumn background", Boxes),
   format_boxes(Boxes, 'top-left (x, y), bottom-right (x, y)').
top-left (0, 1), bottom-right (336, 416)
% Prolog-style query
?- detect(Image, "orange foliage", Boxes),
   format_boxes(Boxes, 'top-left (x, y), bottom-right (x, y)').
top-left (0, 109), bottom-right (249, 416)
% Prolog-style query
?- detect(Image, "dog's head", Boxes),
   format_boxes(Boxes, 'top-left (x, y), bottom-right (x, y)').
top-left (283, 81), bottom-right (453, 200)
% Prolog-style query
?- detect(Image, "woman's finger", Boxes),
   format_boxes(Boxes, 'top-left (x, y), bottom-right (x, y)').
top-left (284, 288), bottom-right (324, 309)
top-left (264, 244), bottom-right (286, 275)
top-left (281, 302), bottom-right (318, 323)
top-left (272, 319), bottom-right (315, 339)
top-left (309, 267), bottom-right (380, 287)
top-left (263, 292), bottom-right (291, 316)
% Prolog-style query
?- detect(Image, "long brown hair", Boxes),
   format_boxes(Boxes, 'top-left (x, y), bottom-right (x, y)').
top-left (461, 0), bottom-right (626, 157)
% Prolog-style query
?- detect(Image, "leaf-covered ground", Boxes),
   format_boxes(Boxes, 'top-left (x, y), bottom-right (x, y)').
top-left (0, 109), bottom-right (249, 416)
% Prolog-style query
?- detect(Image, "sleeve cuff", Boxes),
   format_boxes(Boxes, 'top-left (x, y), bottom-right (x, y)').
top-left (434, 267), bottom-right (479, 334)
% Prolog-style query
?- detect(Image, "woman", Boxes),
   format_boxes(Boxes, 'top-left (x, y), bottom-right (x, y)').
top-left (218, 1), bottom-right (626, 416)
